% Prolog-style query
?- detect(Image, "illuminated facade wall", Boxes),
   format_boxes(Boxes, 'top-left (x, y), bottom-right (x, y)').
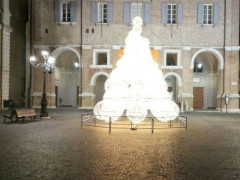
top-left (30, 0), bottom-right (240, 111)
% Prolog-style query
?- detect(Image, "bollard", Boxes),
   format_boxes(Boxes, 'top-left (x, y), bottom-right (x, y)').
top-left (185, 117), bottom-right (188, 131)
top-left (109, 117), bottom-right (112, 133)
top-left (151, 118), bottom-right (154, 134)
top-left (81, 114), bottom-right (83, 128)
top-left (181, 101), bottom-right (184, 112)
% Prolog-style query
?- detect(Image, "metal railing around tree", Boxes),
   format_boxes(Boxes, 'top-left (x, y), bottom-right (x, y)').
top-left (80, 112), bottom-right (187, 133)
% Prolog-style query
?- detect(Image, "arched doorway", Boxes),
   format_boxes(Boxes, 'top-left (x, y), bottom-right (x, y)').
top-left (164, 72), bottom-right (182, 103)
top-left (94, 75), bottom-right (108, 105)
top-left (54, 49), bottom-right (80, 107)
top-left (165, 75), bottom-right (178, 102)
top-left (192, 51), bottom-right (219, 109)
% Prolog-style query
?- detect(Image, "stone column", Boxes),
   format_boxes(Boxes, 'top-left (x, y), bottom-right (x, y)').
top-left (224, 49), bottom-right (239, 111)
top-left (79, 46), bottom-right (95, 109)
top-left (1, 0), bottom-right (12, 109)
top-left (181, 47), bottom-right (193, 111)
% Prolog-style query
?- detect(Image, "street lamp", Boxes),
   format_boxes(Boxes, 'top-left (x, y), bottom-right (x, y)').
top-left (30, 50), bottom-right (55, 117)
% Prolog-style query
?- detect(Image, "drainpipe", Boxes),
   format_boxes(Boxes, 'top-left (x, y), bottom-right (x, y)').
top-left (27, 0), bottom-right (33, 108)
top-left (220, 0), bottom-right (227, 112)
top-left (0, 22), bottom-right (3, 109)
top-left (80, 0), bottom-right (83, 107)
top-left (239, 0), bottom-right (240, 109)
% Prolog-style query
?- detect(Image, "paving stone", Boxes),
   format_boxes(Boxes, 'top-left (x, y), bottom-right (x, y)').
top-left (0, 109), bottom-right (240, 179)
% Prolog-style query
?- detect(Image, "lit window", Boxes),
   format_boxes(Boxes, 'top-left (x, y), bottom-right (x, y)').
top-left (131, 3), bottom-right (143, 21)
top-left (98, 3), bottom-right (108, 23)
top-left (61, 2), bottom-right (71, 22)
top-left (203, 4), bottom-right (213, 24)
top-left (167, 4), bottom-right (177, 24)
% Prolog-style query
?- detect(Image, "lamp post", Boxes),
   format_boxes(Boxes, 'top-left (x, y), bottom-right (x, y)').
top-left (30, 51), bottom-right (55, 117)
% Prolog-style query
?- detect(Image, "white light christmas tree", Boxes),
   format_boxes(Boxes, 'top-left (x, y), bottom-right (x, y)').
top-left (94, 16), bottom-right (179, 124)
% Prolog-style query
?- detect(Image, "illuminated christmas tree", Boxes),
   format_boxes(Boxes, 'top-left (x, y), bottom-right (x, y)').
top-left (94, 16), bottom-right (179, 124)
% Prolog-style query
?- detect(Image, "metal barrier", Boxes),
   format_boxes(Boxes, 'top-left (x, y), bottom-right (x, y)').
top-left (80, 113), bottom-right (187, 133)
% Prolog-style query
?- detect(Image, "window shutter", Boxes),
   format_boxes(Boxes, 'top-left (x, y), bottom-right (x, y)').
top-left (91, 2), bottom-right (97, 23)
top-left (123, 2), bottom-right (131, 24)
top-left (197, 3), bottom-right (203, 24)
top-left (54, 0), bottom-right (61, 22)
top-left (144, 2), bottom-right (151, 24)
top-left (107, 2), bottom-right (113, 23)
top-left (161, 2), bottom-right (167, 24)
top-left (177, 3), bottom-right (183, 24)
top-left (70, 1), bottom-right (77, 22)
top-left (213, 3), bottom-right (219, 24)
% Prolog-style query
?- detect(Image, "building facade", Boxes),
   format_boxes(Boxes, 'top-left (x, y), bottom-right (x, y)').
top-left (29, 0), bottom-right (240, 112)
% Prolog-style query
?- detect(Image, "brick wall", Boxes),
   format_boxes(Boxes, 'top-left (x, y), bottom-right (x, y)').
top-left (31, 0), bottom-right (240, 110)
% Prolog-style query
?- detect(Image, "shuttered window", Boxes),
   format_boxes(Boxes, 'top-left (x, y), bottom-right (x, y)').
top-left (167, 4), bottom-right (177, 24)
top-left (55, 0), bottom-right (77, 23)
top-left (131, 3), bottom-right (143, 21)
top-left (92, 2), bottom-right (113, 23)
top-left (124, 2), bottom-right (152, 24)
top-left (98, 3), bottom-right (108, 23)
top-left (203, 4), bottom-right (213, 24)
top-left (198, 3), bottom-right (219, 25)
top-left (162, 3), bottom-right (183, 24)
top-left (62, 2), bottom-right (71, 22)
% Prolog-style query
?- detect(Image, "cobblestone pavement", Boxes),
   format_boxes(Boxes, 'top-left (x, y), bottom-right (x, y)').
top-left (0, 108), bottom-right (240, 180)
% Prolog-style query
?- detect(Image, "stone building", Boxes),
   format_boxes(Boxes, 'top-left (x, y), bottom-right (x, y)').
top-left (0, 0), bottom-right (28, 110)
top-left (29, 0), bottom-right (240, 112)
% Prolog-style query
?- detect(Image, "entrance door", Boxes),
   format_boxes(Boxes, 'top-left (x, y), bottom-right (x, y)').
top-left (193, 87), bottom-right (204, 108)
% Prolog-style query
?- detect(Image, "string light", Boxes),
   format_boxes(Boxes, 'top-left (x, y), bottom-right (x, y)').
top-left (94, 16), bottom-right (179, 124)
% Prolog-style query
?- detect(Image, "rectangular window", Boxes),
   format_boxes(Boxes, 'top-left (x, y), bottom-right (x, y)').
top-left (98, 3), bottom-right (108, 23)
top-left (167, 4), bottom-right (177, 24)
top-left (91, 49), bottom-right (112, 68)
top-left (61, 2), bottom-right (71, 22)
top-left (162, 50), bottom-right (181, 69)
top-left (166, 53), bottom-right (177, 66)
top-left (131, 3), bottom-right (143, 21)
top-left (203, 4), bottom-right (213, 24)
top-left (96, 52), bottom-right (107, 65)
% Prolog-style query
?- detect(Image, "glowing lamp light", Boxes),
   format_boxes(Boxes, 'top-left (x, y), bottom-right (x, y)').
top-left (197, 64), bottom-right (202, 68)
top-left (74, 62), bottom-right (79, 68)
top-left (30, 56), bottom-right (36, 65)
top-left (94, 16), bottom-right (179, 124)
top-left (41, 50), bottom-right (49, 59)
top-left (48, 56), bottom-right (55, 66)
